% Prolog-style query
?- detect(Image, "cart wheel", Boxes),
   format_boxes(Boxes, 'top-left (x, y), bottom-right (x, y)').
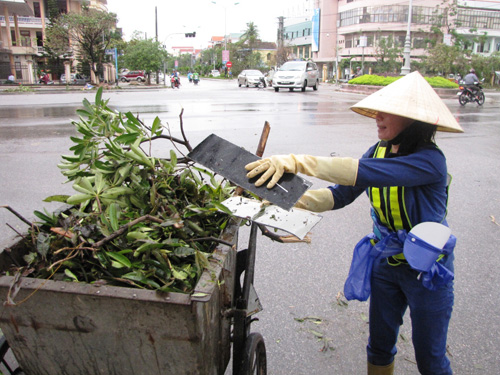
top-left (241, 332), bottom-right (267, 375)
top-left (0, 336), bottom-right (24, 375)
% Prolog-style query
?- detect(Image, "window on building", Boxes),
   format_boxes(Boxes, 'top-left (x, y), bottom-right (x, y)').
top-left (477, 42), bottom-right (490, 53)
top-left (457, 8), bottom-right (500, 30)
top-left (497, 42), bottom-right (500, 52)
top-left (396, 35), bottom-right (406, 47)
top-left (345, 39), bottom-right (352, 48)
top-left (10, 30), bottom-right (17, 46)
top-left (33, 2), bottom-right (41, 18)
top-left (340, 5), bottom-right (445, 27)
top-left (36, 31), bottom-right (44, 47)
top-left (413, 38), bottom-right (426, 49)
top-left (20, 30), bottom-right (31, 47)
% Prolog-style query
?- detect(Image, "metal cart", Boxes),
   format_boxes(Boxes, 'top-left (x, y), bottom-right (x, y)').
top-left (0, 216), bottom-right (266, 375)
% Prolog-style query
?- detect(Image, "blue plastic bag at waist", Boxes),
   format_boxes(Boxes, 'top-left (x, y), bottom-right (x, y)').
top-left (343, 218), bottom-right (456, 301)
top-left (343, 232), bottom-right (402, 301)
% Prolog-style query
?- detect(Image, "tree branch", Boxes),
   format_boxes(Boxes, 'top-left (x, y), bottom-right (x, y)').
top-left (91, 215), bottom-right (163, 249)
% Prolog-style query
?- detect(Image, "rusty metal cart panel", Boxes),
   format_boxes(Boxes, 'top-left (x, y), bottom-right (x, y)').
top-left (0, 219), bottom-right (239, 375)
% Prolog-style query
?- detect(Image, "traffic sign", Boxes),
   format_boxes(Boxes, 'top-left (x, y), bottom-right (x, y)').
top-left (226, 61), bottom-right (232, 68)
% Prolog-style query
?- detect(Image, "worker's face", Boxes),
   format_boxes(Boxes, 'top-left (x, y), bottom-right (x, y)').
top-left (375, 112), bottom-right (413, 141)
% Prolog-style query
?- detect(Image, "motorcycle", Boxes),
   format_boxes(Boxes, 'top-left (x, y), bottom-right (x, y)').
top-left (457, 79), bottom-right (485, 106)
top-left (170, 75), bottom-right (180, 89)
top-left (39, 74), bottom-right (53, 85)
top-left (258, 77), bottom-right (267, 88)
top-left (193, 73), bottom-right (199, 85)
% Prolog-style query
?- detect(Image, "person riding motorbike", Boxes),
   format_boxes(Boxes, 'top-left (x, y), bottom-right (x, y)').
top-left (39, 72), bottom-right (51, 84)
top-left (170, 72), bottom-right (180, 88)
top-left (192, 72), bottom-right (200, 85)
top-left (464, 68), bottom-right (480, 96)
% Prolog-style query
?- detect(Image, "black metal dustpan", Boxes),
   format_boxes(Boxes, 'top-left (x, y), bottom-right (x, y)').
top-left (188, 134), bottom-right (312, 210)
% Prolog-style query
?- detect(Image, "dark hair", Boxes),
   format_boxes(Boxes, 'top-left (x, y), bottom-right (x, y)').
top-left (389, 121), bottom-right (437, 155)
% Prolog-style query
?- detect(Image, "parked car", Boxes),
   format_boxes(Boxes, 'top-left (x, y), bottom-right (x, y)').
top-left (238, 70), bottom-right (265, 87)
top-left (120, 71), bottom-right (145, 82)
top-left (210, 69), bottom-right (220, 77)
top-left (273, 61), bottom-right (319, 92)
top-left (60, 73), bottom-right (87, 85)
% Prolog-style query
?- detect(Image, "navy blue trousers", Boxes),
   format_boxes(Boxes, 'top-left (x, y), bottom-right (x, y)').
top-left (367, 256), bottom-right (454, 374)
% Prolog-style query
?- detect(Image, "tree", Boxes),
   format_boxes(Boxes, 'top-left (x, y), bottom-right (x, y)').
top-left (423, 43), bottom-right (468, 76)
top-left (51, 3), bottom-right (118, 83)
top-left (232, 23), bottom-right (264, 71)
top-left (373, 34), bottom-right (402, 74)
top-left (240, 22), bottom-right (259, 52)
top-left (122, 37), bottom-right (169, 84)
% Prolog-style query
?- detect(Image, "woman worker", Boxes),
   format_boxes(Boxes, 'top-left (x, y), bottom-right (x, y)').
top-left (245, 71), bottom-right (463, 375)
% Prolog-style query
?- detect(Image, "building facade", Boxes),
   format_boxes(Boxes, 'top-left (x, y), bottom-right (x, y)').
top-left (284, 20), bottom-right (314, 60)
top-left (0, 0), bottom-right (109, 83)
top-left (304, 0), bottom-right (500, 80)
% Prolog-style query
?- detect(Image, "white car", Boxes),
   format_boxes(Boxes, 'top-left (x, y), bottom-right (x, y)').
top-left (273, 61), bottom-right (319, 92)
top-left (237, 70), bottom-right (265, 87)
top-left (210, 69), bottom-right (221, 77)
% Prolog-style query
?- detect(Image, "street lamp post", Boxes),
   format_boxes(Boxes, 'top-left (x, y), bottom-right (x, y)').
top-left (211, 1), bottom-right (240, 64)
top-left (401, 0), bottom-right (413, 75)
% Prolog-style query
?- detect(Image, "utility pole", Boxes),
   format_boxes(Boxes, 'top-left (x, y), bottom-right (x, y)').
top-left (277, 16), bottom-right (285, 66)
top-left (155, 6), bottom-right (158, 42)
top-left (155, 6), bottom-right (159, 84)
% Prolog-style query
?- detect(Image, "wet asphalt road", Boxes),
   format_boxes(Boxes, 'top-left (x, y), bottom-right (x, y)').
top-left (0, 80), bottom-right (499, 374)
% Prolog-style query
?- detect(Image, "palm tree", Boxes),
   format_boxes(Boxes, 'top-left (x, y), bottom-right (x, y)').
top-left (240, 22), bottom-right (259, 52)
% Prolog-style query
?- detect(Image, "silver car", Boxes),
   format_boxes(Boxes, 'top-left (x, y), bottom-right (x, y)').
top-left (238, 69), bottom-right (265, 87)
top-left (273, 61), bottom-right (319, 92)
top-left (61, 73), bottom-right (87, 85)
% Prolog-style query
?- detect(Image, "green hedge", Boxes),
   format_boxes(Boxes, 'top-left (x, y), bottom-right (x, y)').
top-left (348, 74), bottom-right (459, 89)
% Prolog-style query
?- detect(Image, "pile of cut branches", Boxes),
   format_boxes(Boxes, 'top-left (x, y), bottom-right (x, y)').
top-left (6, 88), bottom-right (234, 293)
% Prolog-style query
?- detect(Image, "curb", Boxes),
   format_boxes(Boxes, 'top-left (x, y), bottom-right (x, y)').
top-left (336, 83), bottom-right (459, 99)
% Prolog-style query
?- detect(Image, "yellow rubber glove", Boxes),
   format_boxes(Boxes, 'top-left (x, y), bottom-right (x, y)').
top-left (245, 154), bottom-right (359, 189)
top-left (294, 188), bottom-right (334, 212)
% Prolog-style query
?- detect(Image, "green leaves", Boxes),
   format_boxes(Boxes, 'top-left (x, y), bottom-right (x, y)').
top-left (27, 89), bottom-right (234, 294)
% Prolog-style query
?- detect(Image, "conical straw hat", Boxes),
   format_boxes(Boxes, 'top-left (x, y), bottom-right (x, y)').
top-left (350, 71), bottom-right (463, 133)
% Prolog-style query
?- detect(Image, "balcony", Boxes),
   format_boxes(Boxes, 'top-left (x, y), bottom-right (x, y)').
top-left (11, 45), bottom-right (38, 55)
top-left (0, 16), bottom-right (46, 29)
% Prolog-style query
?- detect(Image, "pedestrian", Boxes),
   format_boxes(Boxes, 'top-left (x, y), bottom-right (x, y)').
top-left (244, 71), bottom-right (463, 375)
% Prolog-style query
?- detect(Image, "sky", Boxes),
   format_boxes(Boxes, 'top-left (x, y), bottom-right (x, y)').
top-left (106, 0), bottom-right (313, 50)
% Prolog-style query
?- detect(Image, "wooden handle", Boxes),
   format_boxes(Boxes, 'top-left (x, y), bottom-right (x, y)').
top-left (234, 121), bottom-right (271, 196)
top-left (255, 121), bottom-right (271, 158)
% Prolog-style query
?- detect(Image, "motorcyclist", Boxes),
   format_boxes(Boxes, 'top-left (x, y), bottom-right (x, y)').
top-left (192, 72), bottom-right (200, 84)
top-left (464, 68), bottom-right (479, 96)
top-left (170, 71), bottom-right (180, 88)
top-left (40, 72), bottom-right (51, 84)
top-left (187, 72), bottom-right (193, 82)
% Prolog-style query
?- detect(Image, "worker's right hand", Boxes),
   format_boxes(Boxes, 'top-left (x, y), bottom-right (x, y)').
top-left (294, 188), bottom-right (334, 212)
top-left (245, 154), bottom-right (359, 189)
